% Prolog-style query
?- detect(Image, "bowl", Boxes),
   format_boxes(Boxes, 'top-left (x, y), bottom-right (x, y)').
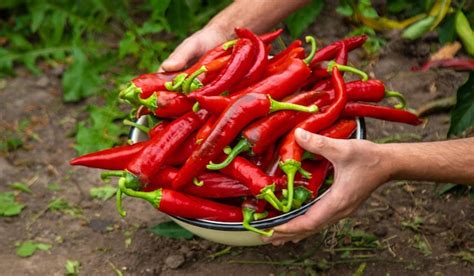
top-left (130, 116), bottom-right (366, 246)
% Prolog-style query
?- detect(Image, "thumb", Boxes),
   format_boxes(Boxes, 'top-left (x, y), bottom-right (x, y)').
top-left (160, 39), bottom-right (200, 72)
top-left (294, 128), bottom-right (345, 161)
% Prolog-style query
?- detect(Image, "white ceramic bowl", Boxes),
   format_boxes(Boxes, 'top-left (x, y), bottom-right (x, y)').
top-left (130, 116), bottom-right (366, 246)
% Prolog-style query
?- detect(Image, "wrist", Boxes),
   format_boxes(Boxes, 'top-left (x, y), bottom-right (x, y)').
top-left (377, 143), bottom-right (402, 182)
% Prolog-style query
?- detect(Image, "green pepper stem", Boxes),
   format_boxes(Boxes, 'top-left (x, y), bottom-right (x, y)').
top-left (193, 177), bottom-right (204, 186)
top-left (137, 93), bottom-right (158, 112)
top-left (279, 160), bottom-right (300, 213)
top-left (385, 90), bottom-right (407, 109)
top-left (183, 66), bottom-right (207, 94)
top-left (292, 186), bottom-right (313, 209)
top-left (101, 171), bottom-right (125, 182)
top-left (299, 166), bottom-right (312, 179)
top-left (192, 102), bottom-right (200, 112)
top-left (258, 185), bottom-right (284, 211)
top-left (119, 84), bottom-right (142, 107)
top-left (327, 61), bottom-right (369, 81)
top-left (116, 185), bottom-right (126, 217)
top-left (165, 73), bottom-right (188, 91)
top-left (118, 177), bottom-right (162, 208)
top-left (123, 119), bottom-right (150, 133)
top-left (301, 151), bottom-right (315, 161)
top-left (269, 95), bottom-right (319, 113)
top-left (242, 208), bottom-right (274, 237)
top-left (207, 139), bottom-right (251, 170)
top-left (303, 36), bottom-right (317, 64)
top-left (222, 39), bottom-right (237, 50)
top-left (253, 211), bottom-right (268, 221)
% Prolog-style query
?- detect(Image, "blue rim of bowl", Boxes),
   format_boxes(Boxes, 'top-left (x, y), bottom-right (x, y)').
top-left (130, 116), bottom-right (366, 231)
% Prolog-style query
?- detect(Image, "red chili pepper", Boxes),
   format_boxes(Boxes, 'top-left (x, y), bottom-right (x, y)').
top-left (219, 156), bottom-right (284, 211)
top-left (173, 93), bottom-right (318, 190)
top-left (126, 72), bottom-right (179, 100)
top-left (211, 91), bottom-right (330, 170)
top-left (278, 65), bottom-right (347, 212)
top-left (126, 110), bottom-right (209, 185)
top-left (70, 142), bottom-right (146, 170)
top-left (268, 40), bottom-right (302, 67)
top-left (143, 167), bottom-right (251, 198)
top-left (264, 47), bottom-right (306, 77)
top-left (411, 58), bottom-right (474, 72)
top-left (118, 180), bottom-right (243, 221)
top-left (241, 198), bottom-right (273, 236)
top-left (230, 57), bottom-right (312, 101)
top-left (165, 132), bottom-right (198, 166)
top-left (188, 38), bottom-right (255, 98)
top-left (230, 28), bottom-right (268, 91)
top-left (195, 115), bottom-right (218, 145)
top-left (343, 103), bottom-right (423, 125)
top-left (137, 91), bottom-right (194, 118)
top-left (306, 160), bottom-right (331, 198)
top-left (310, 35), bottom-right (367, 68)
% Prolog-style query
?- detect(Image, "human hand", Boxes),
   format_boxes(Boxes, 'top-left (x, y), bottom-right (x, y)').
top-left (263, 128), bottom-right (394, 246)
top-left (159, 26), bottom-right (231, 72)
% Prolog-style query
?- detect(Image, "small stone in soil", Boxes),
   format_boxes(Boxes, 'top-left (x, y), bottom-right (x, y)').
top-left (374, 225), bottom-right (388, 237)
top-left (165, 254), bottom-right (185, 269)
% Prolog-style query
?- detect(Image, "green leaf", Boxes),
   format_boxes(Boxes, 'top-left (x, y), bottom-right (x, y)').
top-left (438, 14), bottom-right (457, 45)
top-left (62, 47), bottom-right (103, 102)
top-left (47, 182), bottom-right (62, 192)
top-left (148, 221), bottom-right (194, 239)
top-left (411, 234), bottom-right (432, 256)
top-left (9, 182), bottom-right (32, 194)
top-left (48, 198), bottom-right (71, 211)
top-left (16, 241), bottom-right (51, 258)
top-left (0, 192), bottom-right (25, 217)
top-left (74, 96), bottom-right (128, 155)
top-left (336, 3), bottom-right (354, 17)
top-left (65, 260), bottom-right (80, 276)
top-left (118, 31), bottom-right (139, 59)
top-left (436, 183), bottom-right (458, 196)
top-left (358, 0), bottom-right (379, 19)
top-left (166, 0), bottom-right (192, 37)
top-left (448, 72), bottom-right (474, 136)
top-left (90, 185), bottom-right (116, 201)
top-left (285, 0), bottom-right (325, 38)
top-left (387, 0), bottom-right (413, 14)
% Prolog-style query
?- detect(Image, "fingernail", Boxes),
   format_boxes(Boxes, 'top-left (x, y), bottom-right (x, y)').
top-left (295, 128), bottom-right (309, 142)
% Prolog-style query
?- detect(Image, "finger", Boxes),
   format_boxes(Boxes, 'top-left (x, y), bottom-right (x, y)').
top-left (294, 128), bottom-right (347, 160)
top-left (161, 39), bottom-right (201, 72)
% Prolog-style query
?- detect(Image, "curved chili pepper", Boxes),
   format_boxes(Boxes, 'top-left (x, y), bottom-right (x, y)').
top-left (411, 58), bottom-right (474, 72)
top-left (173, 93), bottom-right (318, 190)
top-left (188, 38), bottom-right (255, 98)
top-left (268, 40), bottom-right (302, 67)
top-left (165, 132), bottom-right (198, 166)
top-left (343, 103), bottom-right (423, 125)
top-left (135, 91), bottom-right (194, 118)
top-left (118, 178), bottom-right (243, 221)
top-left (279, 65), bottom-right (347, 212)
top-left (126, 109), bottom-right (209, 185)
top-left (242, 198), bottom-right (273, 236)
top-left (142, 167), bottom-right (251, 198)
top-left (196, 115), bottom-right (218, 145)
top-left (219, 156), bottom-right (284, 211)
top-left (310, 35), bottom-right (367, 68)
top-left (211, 91), bottom-right (331, 169)
top-left (230, 28), bottom-right (268, 91)
top-left (306, 160), bottom-right (331, 198)
top-left (264, 47), bottom-right (306, 77)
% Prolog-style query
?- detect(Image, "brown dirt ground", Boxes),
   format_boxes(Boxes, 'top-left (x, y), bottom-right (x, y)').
top-left (0, 4), bottom-right (473, 276)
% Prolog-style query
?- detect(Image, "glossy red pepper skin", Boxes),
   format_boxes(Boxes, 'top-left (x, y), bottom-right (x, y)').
top-left (188, 38), bottom-right (255, 98)
top-left (144, 167), bottom-right (251, 198)
top-left (343, 103), bottom-right (423, 125)
top-left (172, 94), bottom-right (280, 189)
top-left (306, 160), bottom-right (331, 197)
top-left (148, 121), bottom-right (169, 138)
top-left (230, 57), bottom-right (311, 101)
top-left (281, 66), bottom-right (347, 165)
top-left (156, 189), bottom-right (244, 221)
top-left (149, 91), bottom-right (194, 118)
top-left (220, 156), bottom-right (275, 196)
top-left (166, 132), bottom-right (198, 166)
top-left (244, 91), bottom-right (331, 155)
top-left (264, 47), bottom-right (306, 77)
top-left (131, 72), bottom-right (179, 99)
top-left (127, 110), bottom-right (209, 184)
top-left (268, 40), bottom-right (302, 67)
top-left (195, 95), bottom-right (231, 114)
top-left (230, 28), bottom-right (268, 91)
top-left (196, 115), bottom-right (218, 144)
top-left (325, 80), bottom-right (385, 102)
top-left (70, 142), bottom-right (146, 170)
top-left (309, 35), bottom-right (367, 68)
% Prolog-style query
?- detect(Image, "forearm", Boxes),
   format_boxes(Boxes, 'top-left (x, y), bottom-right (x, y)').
top-left (205, 0), bottom-right (310, 36)
top-left (382, 138), bottom-right (474, 185)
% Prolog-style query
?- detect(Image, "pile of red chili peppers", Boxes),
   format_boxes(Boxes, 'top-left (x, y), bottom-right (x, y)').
top-left (70, 28), bottom-right (422, 237)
